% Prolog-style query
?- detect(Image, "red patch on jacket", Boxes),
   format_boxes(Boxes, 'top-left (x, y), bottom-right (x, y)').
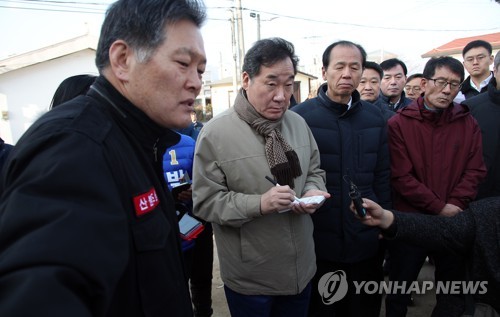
top-left (133, 188), bottom-right (160, 217)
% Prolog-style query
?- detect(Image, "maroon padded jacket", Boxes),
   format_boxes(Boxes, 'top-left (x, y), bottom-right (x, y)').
top-left (387, 97), bottom-right (486, 214)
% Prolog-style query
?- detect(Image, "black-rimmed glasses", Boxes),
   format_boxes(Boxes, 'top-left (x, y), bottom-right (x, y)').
top-left (426, 78), bottom-right (462, 90)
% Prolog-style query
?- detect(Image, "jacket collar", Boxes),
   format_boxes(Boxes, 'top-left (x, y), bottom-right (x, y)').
top-left (399, 96), bottom-right (470, 125)
top-left (317, 84), bottom-right (362, 116)
top-left (88, 76), bottom-right (181, 161)
top-left (379, 91), bottom-right (412, 111)
top-left (461, 72), bottom-right (493, 94)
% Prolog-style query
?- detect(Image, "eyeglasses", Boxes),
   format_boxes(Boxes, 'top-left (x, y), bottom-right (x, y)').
top-left (464, 54), bottom-right (487, 64)
top-left (426, 78), bottom-right (462, 90)
top-left (404, 85), bottom-right (421, 92)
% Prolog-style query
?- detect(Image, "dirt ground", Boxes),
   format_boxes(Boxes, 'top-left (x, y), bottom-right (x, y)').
top-left (209, 240), bottom-right (436, 317)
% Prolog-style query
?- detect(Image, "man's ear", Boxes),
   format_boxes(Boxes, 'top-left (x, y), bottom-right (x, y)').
top-left (322, 67), bottom-right (327, 81)
top-left (421, 78), bottom-right (428, 92)
top-left (108, 40), bottom-right (132, 81)
top-left (242, 72), bottom-right (250, 90)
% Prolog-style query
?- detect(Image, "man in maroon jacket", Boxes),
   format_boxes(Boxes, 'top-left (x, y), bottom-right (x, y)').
top-left (386, 56), bottom-right (486, 317)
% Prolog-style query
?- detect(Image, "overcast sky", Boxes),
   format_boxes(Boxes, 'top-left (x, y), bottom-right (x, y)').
top-left (1, 0), bottom-right (499, 77)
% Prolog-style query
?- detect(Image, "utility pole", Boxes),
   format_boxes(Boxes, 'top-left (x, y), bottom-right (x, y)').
top-left (250, 12), bottom-right (261, 41)
top-left (229, 9), bottom-right (239, 98)
top-left (235, 0), bottom-right (245, 83)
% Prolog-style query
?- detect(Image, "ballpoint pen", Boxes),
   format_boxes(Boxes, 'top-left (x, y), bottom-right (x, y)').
top-left (265, 175), bottom-right (300, 203)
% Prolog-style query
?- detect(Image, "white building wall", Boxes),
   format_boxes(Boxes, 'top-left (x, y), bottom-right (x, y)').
top-left (211, 85), bottom-right (236, 117)
top-left (0, 50), bottom-right (97, 144)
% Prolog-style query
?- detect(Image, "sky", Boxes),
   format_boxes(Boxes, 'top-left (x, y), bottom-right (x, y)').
top-left (1, 0), bottom-right (499, 79)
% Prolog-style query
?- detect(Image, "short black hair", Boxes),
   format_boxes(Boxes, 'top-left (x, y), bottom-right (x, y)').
top-left (423, 56), bottom-right (465, 83)
top-left (364, 61), bottom-right (383, 79)
top-left (462, 40), bottom-right (493, 57)
top-left (380, 58), bottom-right (408, 76)
top-left (406, 73), bottom-right (423, 83)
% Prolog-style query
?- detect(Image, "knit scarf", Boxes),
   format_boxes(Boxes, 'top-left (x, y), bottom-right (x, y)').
top-left (234, 89), bottom-right (302, 189)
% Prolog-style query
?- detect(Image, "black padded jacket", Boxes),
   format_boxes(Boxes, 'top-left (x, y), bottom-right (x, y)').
top-left (293, 86), bottom-right (392, 263)
top-left (0, 76), bottom-right (192, 317)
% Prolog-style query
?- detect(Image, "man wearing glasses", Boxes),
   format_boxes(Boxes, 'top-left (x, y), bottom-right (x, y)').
top-left (454, 40), bottom-right (494, 103)
top-left (385, 56), bottom-right (486, 316)
top-left (403, 73), bottom-right (424, 100)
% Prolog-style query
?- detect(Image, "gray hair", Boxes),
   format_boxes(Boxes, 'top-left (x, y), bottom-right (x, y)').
top-left (95, 0), bottom-right (206, 71)
top-left (494, 51), bottom-right (500, 70)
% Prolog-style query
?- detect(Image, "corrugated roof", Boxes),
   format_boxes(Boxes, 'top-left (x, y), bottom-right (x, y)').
top-left (421, 32), bottom-right (500, 58)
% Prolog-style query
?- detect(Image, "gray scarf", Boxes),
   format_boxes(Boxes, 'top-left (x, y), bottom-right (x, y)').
top-left (234, 89), bottom-right (302, 189)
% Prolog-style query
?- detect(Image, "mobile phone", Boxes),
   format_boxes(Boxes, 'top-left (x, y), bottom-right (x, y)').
top-left (171, 182), bottom-right (191, 199)
top-left (179, 213), bottom-right (204, 240)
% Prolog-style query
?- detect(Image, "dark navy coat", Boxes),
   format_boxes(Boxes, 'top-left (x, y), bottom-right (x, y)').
top-left (293, 87), bottom-right (391, 263)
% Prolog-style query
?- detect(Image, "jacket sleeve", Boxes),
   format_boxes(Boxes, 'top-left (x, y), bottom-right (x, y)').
top-left (447, 119), bottom-right (487, 209)
top-left (0, 135), bottom-right (129, 317)
top-left (388, 118), bottom-right (446, 213)
top-left (390, 210), bottom-right (475, 256)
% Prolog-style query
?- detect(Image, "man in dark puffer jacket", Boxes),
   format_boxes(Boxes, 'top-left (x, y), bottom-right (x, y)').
top-left (462, 50), bottom-right (500, 200)
top-left (293, 40), bottom-right (391, 317)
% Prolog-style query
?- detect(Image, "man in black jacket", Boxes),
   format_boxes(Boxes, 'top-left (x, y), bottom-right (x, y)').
top-left (378, 58), bottom-right (413, 112)
top-left (462, 50), bottom-right (500, 199)
top-left (0, 1), bottom-right (207, 316)
top-left (455, 40), bottom-right (495, 103)
top-left (293, 40), bottom-right (391, 317)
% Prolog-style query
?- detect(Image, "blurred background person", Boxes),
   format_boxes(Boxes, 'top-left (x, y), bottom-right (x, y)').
top-left (0, 136), bottom-right (13, 171)
top-left (50, 74), bottom-right (96, 109)
top-left (404, 73), bottom-right (424, 100)
top-left (357, 61), bottom-right (394, 121)
top-left (462, 50), bottom-right (500, 200)
top-left (455, 40), bottom-right (494, 103)
top-left (357, 61), bottom-right (383, 103)
top-left (378, 58), bottom-right (412, 112)
top-left (163, 132), bottom-right (214, 317)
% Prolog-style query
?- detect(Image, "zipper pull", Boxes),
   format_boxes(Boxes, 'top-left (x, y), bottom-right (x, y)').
top-left (153, 138), bottom-right (159, 162)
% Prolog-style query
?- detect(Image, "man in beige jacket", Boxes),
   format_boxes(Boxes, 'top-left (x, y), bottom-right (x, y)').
top-left (193, 37), bottom-right (329, 317)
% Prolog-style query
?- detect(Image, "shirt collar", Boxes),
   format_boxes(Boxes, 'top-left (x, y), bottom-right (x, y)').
top-left (471, 72), bottom-right (493, 91)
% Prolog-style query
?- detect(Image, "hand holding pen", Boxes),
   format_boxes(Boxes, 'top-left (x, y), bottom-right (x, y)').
top-left (265, 176), bottom-right (301, 203)
top-left (262, 176), bottom-right (330, 215)
top-left (259, 176), bottom-right (299, 215)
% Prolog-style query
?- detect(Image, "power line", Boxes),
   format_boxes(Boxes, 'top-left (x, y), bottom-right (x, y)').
top-left (207, 5), bottom-right (500, 33)
top-left (0, 0), bottom-right (109, 13)
top-left (1, 1), bottom-right (498, 33)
